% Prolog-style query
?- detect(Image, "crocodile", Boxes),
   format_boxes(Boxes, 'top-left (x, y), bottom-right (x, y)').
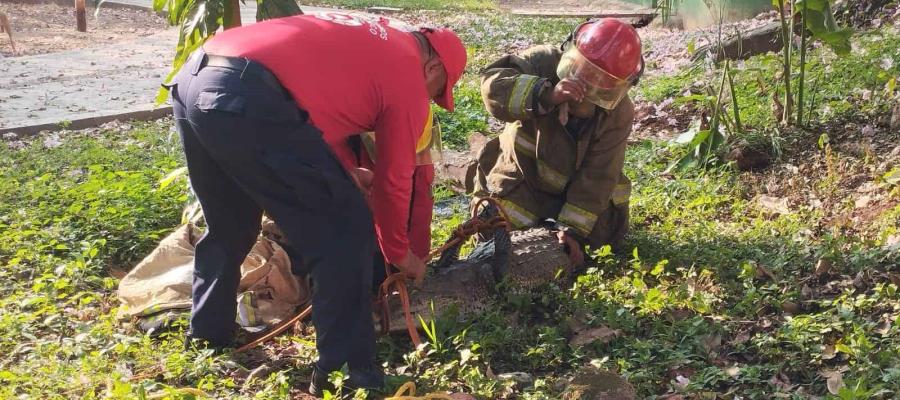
top-left (380, 226), bottom-right (570, 333)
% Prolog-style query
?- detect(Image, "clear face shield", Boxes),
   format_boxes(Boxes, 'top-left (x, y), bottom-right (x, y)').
top-left (556, 45), bottom-right (635, 110)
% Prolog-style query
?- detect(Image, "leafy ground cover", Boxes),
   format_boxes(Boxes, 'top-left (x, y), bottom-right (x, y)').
top-left (1, 5), bottom-right (898, 400)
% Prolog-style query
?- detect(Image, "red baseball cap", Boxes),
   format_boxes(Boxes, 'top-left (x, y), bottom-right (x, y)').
top-left (420, 27), bottom-right (467, 112)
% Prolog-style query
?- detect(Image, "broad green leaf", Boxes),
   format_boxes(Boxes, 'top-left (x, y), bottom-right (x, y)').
top-left (795, 0), bottom-right (852, 56)
top-left (158, 167), bottom-right (188, 189)
top-left (835, 342), bottom-right (854, 356)
top-left (674, 124), bottom-right (701, 145)
top-left (818, 133), bottom-right (830, 149)
top-left (650, 260), bottom-right (668, 276)
top-left (884, 168), bottom-right (900, 186)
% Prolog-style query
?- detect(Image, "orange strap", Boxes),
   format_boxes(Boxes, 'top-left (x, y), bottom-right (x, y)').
top-left (378, 269), bottom-right (423, 347)
top-left (235, 304), bottom-right (312, 353)
top-left (427, 197), bottom-right (510, 260)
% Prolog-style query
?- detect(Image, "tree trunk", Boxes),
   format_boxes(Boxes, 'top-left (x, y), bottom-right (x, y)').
top-left (691, 22), bottom-right (783, 63)
top-left (75, 0), bottom-right (86, 32)
top-left (797, 1), bottom-right (808, 126)
top-left (776, 0), bottom-right (793, 125)
top-left (224, 0), bottom-right (242, 29)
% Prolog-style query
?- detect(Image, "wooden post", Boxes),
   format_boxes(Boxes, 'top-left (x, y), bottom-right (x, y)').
top-left (75, 0), bottom-right (87, 32)
top-left (0, 12), bottom-right (17, 54)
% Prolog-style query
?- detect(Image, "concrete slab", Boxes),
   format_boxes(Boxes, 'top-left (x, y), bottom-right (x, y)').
top-left (0, 29), bottom-right (177, 133)
top-left (0, 3), bottom-right (344, 136)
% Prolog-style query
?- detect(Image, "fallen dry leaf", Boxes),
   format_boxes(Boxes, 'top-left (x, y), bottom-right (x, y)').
top-left (757, 195), bottom-right (792, 214)
top-left (822, 344), bottom-right (837, 360)
top-left (569, 326), bottom-right (622, 347)
top-left (814, 258), bottom-right (833, 277)
top-left (699, 334), bottom-right (723, 356)
top-left (756, 264), bottom-right (777, 281)
top-left (884, 234), bottom-right (900, 251)
top-left (448, 394), bottom-right (477, 400)
top-left (874, 316), bottom-right (892, 336)
top-left (800, 284), bottom-right (815, 300)
top-left (821, 369), bottom-right (844, 395)
top-left (723, 365), bottom-right (741, 377)
top-left (485, 365), bottom-right (496, 380)
top-left (855, 195), bottom-right (873, 208)
top-left (781, 301), bottom-right (801, 315)
top-left (109, 267), bottom-right (128, 280)
top-left (890, 273), bottom-right (900, 287)
top-left (770, 371), bottom-right (794, 392)
top-left (730, 329), bottom-right (752, 345)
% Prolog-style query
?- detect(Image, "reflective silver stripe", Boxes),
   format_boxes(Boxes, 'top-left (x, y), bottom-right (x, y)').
top-left (514, 133), bottom-right (536, 156)
top-left (499, 198), bottom-right (537, 229)
top-left (537, 160), bottom-right (568, 193)
top-left (507, 75), bottom-right (539, 119)
top-left (558, 202), bottom-right (597, 236)
top-left (612, 182), bottom-right (632, 205)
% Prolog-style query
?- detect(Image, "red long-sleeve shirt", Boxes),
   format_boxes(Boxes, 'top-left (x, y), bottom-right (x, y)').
top-left (335, 143), bottom-right (434, 259)
top-left (204, 13), bottom-right (429, 263)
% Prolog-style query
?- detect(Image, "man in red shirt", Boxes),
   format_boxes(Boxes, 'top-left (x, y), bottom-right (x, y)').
top-left (165, 12), bottom-right (466, 394)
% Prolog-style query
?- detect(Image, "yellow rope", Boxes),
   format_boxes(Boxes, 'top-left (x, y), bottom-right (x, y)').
top-left (386, 382), bottom-right (455, 400)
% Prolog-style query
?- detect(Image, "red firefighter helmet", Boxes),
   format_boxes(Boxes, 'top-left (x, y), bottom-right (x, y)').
top-left (557, 18), bottom-right (643, 109)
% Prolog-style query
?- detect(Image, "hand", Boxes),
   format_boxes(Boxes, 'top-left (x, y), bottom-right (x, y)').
top-left (349, 167), bottom-right (374, 197)
top-left (394, 250), bottom-right (426, 285)
top-left (548, 78), bottom-right (586, 105)
top-left (557, 231), bottom-right (585, 268)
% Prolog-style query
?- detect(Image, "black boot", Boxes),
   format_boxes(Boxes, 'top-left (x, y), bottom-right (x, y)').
top-left (348, 363), bottom-right (386, 392)
top-left (183, 335), bottom-right (228, 354)
top-left (308, 364), bottom-right (332, 397)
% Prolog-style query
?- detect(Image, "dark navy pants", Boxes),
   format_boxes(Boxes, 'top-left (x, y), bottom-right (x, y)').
top-left (169, 51), bottom-right (377, 372)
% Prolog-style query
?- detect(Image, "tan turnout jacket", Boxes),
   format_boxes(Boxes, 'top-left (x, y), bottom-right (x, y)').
top-left (473, 45), bottom-right (634, 248)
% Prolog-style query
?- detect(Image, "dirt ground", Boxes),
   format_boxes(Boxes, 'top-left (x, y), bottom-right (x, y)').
top-left (498, 0), bottom-right (647, 13)
top-left (0, 1), bottom-right (168, 57)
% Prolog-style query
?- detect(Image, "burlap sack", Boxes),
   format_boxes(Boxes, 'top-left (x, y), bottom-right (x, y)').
top-left (118, 224), bottom-right (310, 327)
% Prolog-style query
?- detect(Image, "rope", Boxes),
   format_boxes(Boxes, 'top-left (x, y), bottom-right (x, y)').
top-left (237, 197), bottom-right (510, 352)
top-left (427, 197), bottom-right (510, 261)
top-left (386, 382), bottom-right (455, 400)
top-left (379, 197), bottom-right (509, 345)
top-left (378, 270), bottom-right (423, 347)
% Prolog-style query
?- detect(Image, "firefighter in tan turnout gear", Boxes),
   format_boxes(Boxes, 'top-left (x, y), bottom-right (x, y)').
top-left (473, 18), bottom-right (643, 266)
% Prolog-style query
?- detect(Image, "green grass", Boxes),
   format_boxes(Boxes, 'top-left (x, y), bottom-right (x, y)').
top-left (636, 27), bottom-right (900, 131)
top-left (1, 11), bottom-right (898, 400)
top-left (2, 120), bottom-right (896, 399)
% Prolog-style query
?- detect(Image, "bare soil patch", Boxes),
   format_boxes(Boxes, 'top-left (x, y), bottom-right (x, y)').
top-left (497, 0), bottom-right (644, 13)
top-left (0, 1), bottom-right (168, 57)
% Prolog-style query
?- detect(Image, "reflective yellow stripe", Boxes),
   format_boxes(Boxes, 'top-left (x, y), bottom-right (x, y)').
top-left (537, 160), bottom-right (568, 193)
top-left (507, 75), bottom-right (539, 119)
top-left (236, 293), bottom-right (257, 327)
top-left (361, 132), bottom-right (377, 162)
top-left (514, 133), bottom-right (536, 157)
top-left (498, 198), bottom-right (537, 229)
top-left (612, 182), bottom-right (632, 205)
top-left (139, 304), bottom-right (162, 317)
top-left (558, 202), bottom-right (597, 236)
